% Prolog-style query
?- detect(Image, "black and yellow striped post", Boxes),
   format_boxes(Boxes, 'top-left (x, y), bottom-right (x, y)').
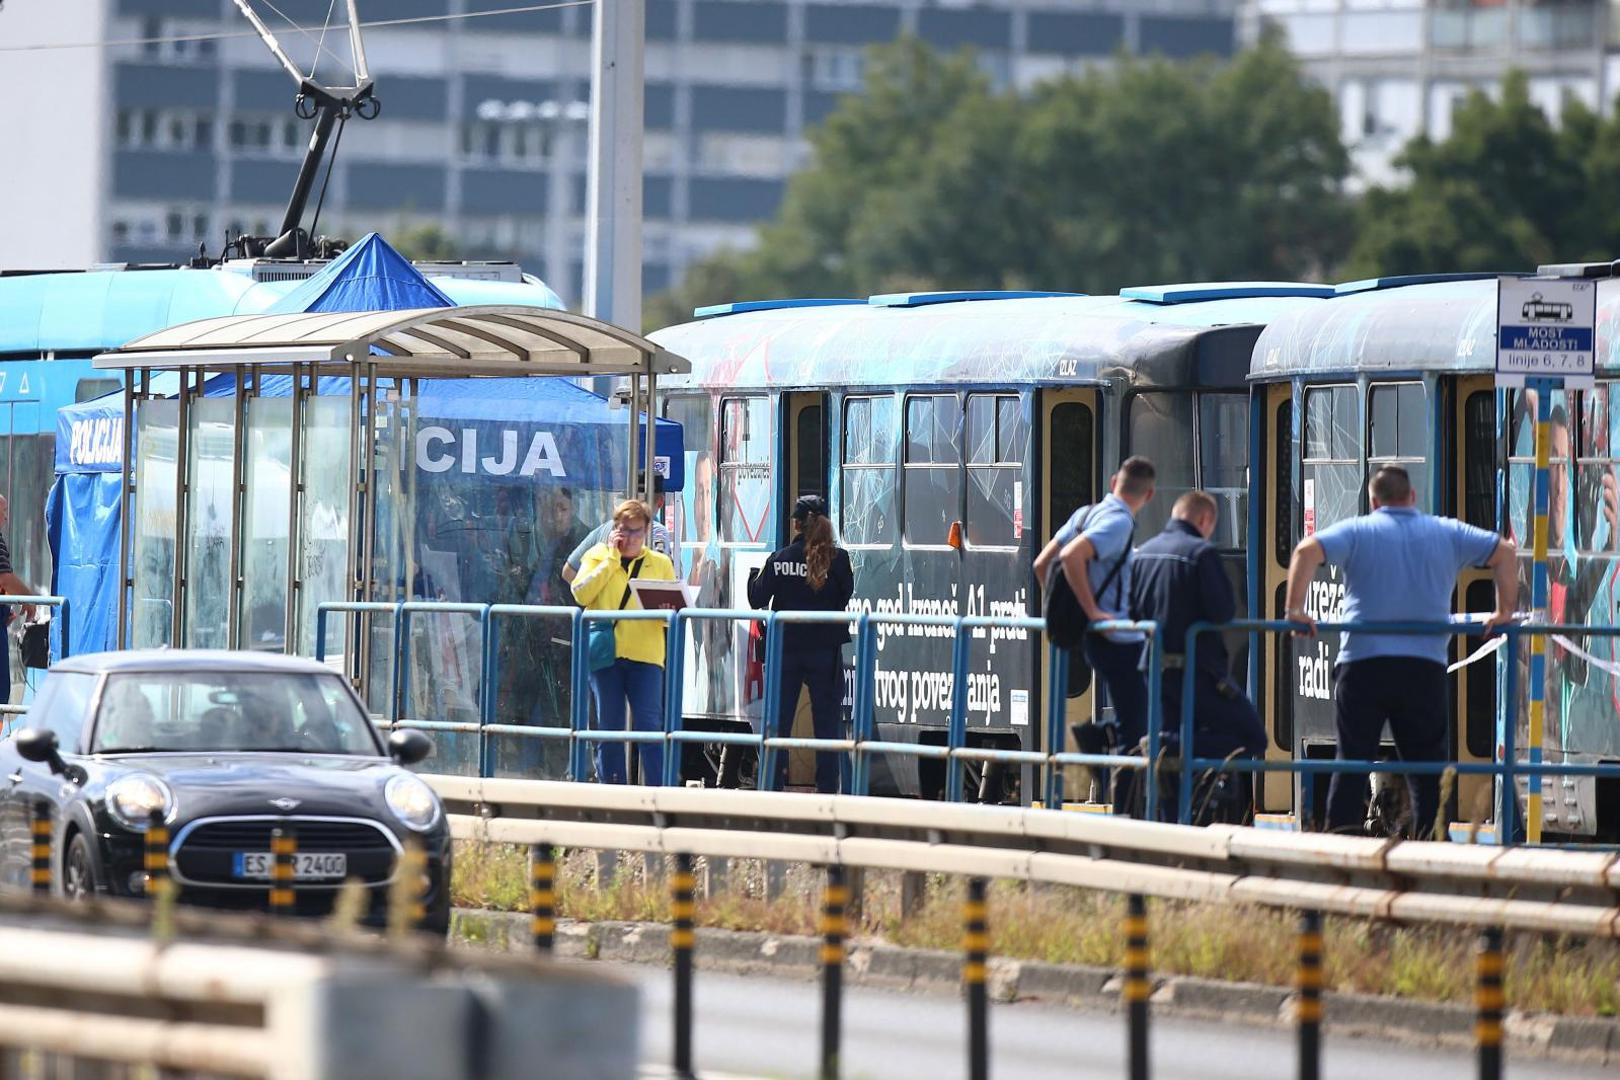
top-left (1123, 893), bottom-right (1150, 1080)
top-left (819, 864), bottom-right (849, 1080)
top-left (1296, 909), bottom-right (1323, 1080)
top-left (1476, 927), bottom-right (1504, 1080)
top-left (671, 852), bottom-right (696, 1079)
top-left (269, 824), bottom-right (296, 916)
top-left (531, 842), bottom-right (556, 954)
top-left (144, 807), bottom-right (170, 892)
top-left (30, 802), bottom-right (51, 896)
top-left (963, 877), bottom-right (989, 1080)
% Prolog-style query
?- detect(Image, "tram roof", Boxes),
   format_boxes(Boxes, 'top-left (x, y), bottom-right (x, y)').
top-left (651, 290), bottom-right (1328, 391)
top-left (1251, 275), bottom-right (1620, 379)
top-left (0, 266), bottom-right (565, 356)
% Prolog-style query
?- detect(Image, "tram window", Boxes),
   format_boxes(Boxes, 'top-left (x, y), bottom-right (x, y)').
top-left (1367, 382), bottom-right (1429, 504)
top-left (1273, 398), bottom-right (1293, 567)
top-left (796, 403), bottom-right (826, 501)
top-left (1127, 392), bottom-right (1194, 539)
top-left (841, 395), bottom-right (897, 546)
top-left (663, 394), bottom-right (714, 545)
top-left (903, 395), bottom-right (962, 546)
top-left (720, 396), bottom-right (771, 544)
top-left (1199, 393), bottom-right (1248, 549)
top-left (1576, 383), bottom-right (1619, 557)
top-left (75, 378), bottom-right (121, 403)
top-left (1463, 391), bottom-right (1496, 530)
top-left (965, 394), bottom-right (1026, 548)
top-left (1302, 385), bottom-right (1360, 533)
top-left (1048, 402), bottom-right (1094, 529)
top-left (1507, 387), bottom-right (1570, 551)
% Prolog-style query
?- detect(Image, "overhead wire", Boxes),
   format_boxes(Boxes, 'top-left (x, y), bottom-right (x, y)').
top-left (0, 1), bottom-right (595, 53)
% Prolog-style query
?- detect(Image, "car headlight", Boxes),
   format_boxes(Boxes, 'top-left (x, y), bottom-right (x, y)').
top-left (384, 773), bottom-right (441, 832)
top-left (105, 774), bottom-right (175, 831)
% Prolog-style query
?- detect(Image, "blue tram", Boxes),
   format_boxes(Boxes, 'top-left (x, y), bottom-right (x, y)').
top-left (651, 285), bottom-right (1333, 799)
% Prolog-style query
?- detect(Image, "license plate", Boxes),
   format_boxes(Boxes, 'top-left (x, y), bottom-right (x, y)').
top-left (232, 851), bottom-right (348, 880)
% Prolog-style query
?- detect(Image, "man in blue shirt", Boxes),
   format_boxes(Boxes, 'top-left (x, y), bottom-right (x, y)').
top-left (1285, 465), bottom-right (1516, 836)
top-left (1034, 456), bottom-right (1155, 813)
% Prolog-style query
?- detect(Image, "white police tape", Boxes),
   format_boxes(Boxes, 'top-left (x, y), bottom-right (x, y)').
top-left (1551, 634), bottom-right (1620, 679)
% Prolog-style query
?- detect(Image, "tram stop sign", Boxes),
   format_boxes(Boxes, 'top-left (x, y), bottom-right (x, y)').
top-left (1496, 276), bottom-right (1596, 388)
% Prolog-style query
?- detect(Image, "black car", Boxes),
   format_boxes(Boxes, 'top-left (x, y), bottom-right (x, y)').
top-left (3, 650), bottom-right (450, 932)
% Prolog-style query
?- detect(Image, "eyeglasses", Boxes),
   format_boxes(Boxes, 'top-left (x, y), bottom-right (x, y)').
top-left (618, 526), bottom-right (647, 538)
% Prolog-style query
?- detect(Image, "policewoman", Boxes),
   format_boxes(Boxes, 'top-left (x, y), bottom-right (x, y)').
top-left (747, 495), bottom-right (855, 793)
top-left (571, 499), bottom-right (678, 784)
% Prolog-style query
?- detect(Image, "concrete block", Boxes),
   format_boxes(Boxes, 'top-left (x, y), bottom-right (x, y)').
top-left (276, 971), bottom-right (474, 1080)
top-left (473, 968), bottom-right (640, 1080)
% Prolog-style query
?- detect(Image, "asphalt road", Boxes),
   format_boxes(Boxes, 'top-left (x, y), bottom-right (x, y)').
top-left (619, 962), bottom-right (1615, 1080)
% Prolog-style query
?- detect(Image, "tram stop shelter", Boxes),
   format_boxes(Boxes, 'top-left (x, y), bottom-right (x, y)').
top-left (89, 305), bottom-right (690, 694)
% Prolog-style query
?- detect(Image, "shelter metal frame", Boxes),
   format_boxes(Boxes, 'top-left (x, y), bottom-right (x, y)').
top-left (93, 305), bottom-right (688, 674)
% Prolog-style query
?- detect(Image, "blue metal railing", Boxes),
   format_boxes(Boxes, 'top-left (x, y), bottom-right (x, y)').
top-left (1180, 618), bottom-right (1620, 844)
top-left (314, 599), bottom-right (1620, 843)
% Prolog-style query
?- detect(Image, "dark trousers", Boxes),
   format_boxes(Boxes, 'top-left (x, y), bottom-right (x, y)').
top-left (1084, 636), bottom-right (1147, 815)
top-left (1161, 672), bottom-right (1267, 823)
top-left (771, 648), bottom-right (845, 793)
top-left (1327, 657), bottom-right (1449, 835)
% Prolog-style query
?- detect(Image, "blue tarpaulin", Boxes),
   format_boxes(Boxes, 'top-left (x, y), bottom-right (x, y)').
top-left (49, 234), bottom-right (681, 656)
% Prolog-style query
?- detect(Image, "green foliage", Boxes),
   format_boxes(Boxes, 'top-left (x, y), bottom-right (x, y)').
top-left (387, 223), bottom-right (463, 263)
top-left (1346, 71), bottom-right (1610, 276)
top-left (646, 34), bottom-right (1351, 327)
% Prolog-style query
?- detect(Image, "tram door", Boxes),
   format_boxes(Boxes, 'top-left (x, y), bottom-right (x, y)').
top-left (1451, 375), bottom-right (1498, 825)
top-left (781, 392), bottom-right (829, 784)
top-left (1037, 388), bottom-right (1098, 794)
top-left (1258, 383), bottom-right (1294, 813)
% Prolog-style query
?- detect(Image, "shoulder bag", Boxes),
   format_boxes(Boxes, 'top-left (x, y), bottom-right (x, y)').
top-left (587, 556), bottom-right (644, 672)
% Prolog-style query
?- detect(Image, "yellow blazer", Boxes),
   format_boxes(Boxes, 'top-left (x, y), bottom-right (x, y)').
top-left (571, 543), bottom-right (677, 666)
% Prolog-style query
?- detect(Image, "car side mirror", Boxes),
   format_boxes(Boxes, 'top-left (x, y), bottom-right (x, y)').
top-left (16, 728), bottom-right (66, 774)
top-left (388, 729), bottom-right (434, 767)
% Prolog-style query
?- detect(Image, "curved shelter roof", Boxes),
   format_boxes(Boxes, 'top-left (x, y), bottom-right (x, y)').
top-left (92, 305), bottom-right (690, 379)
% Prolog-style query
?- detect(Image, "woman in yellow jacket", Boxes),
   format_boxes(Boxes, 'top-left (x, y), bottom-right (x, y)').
top-left (571, 499), bottom-right (678, 784)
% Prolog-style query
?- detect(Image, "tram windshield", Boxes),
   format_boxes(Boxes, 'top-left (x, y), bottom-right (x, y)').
top-left (1129, 391), bottom-right (1248, 548)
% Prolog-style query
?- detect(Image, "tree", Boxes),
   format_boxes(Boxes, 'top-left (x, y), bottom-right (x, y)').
top-left (646, 33), bottom-right (1352, 327)
top-left (388, 223), bottom-right (463, 262)
top-left (1345, 71), bottom-right (1599, 277)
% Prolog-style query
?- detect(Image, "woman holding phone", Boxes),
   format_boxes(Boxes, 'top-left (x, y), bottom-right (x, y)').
top-left (747, 495), bottom-right (855, 793)
top-left (571, 499), bottom-right (678, 784)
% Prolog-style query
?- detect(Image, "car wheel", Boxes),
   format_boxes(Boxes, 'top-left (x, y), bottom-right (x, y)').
top-left (61, 832), bottom-right (97, 901)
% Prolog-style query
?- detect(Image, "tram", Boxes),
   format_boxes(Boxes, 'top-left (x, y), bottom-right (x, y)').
top-left (650, 284), bottom-right (1333, 799)
top-left (1249, 268), bottom-right (1620, 840)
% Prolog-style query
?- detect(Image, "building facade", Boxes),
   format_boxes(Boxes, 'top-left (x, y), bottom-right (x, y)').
top-left (1, 0), bottom-right (1236, 308)
top-left (1243, 0), bottom-right (1620, 188)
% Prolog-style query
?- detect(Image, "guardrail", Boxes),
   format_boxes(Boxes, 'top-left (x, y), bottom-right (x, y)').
top-left (0, 890), bottom-right (637, 1080)
top-left (433, 774), bottom-right (1620, 1078)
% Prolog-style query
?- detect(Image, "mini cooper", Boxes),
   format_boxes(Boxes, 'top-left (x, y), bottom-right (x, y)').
top-left (3, 650), bottom-right (449, 932)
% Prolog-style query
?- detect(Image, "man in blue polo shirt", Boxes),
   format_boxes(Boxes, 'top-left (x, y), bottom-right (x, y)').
top-left (1034, 456), bottom-right (1155, 813)
top-left (1284, 465), bottom-right (1516, 836)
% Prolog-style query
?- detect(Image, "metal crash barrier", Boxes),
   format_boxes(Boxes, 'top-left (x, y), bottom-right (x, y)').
top-left (434, 776), bottom-right (1620, 1080)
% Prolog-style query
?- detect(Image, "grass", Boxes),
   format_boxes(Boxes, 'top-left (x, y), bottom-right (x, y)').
top-left (452, 840), bottom-right (1620, 1017)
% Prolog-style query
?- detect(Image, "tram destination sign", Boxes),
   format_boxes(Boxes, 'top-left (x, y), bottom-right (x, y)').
top-left (1496, 276), bottom-right (1596, 387)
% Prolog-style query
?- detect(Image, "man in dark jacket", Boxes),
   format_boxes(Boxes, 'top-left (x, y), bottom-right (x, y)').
top-left (1129, 491), bottom-right (1266, 819)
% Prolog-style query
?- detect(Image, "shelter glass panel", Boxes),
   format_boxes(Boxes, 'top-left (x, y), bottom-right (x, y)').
top-left (1200, 393), bottom-right (1249, 549)
top-left (182, 397), bottom-right (235, 650)
top-left (238, 396), bottom-right (292, 651)
top-left (296, 394), bottom-right (352, 658)
top-left (1128, 392), bottom-right (1194, 539)
top-left (1562, 381), bottom-right (1620, 757)
top-left (841, 394), bottom-right (896, 547)
top-left (904, 395), bottom-right (961, 546)
top-left (965, 394), bottom-right (1026, 548)
top-left (1507, 386), bottom-right (1570, 554)
top-left (1302, 385), bottom-right (1360, 533)
top-left (720, 395), bottom-right (771, 544)
top-left (1367, 381), bottom-right (1429, 503)
top-left (131, 399), bottom-right (179, 649)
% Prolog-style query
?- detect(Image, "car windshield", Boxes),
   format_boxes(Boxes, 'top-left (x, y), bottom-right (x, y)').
top-left (92, 671), bottom-right (382, 756)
